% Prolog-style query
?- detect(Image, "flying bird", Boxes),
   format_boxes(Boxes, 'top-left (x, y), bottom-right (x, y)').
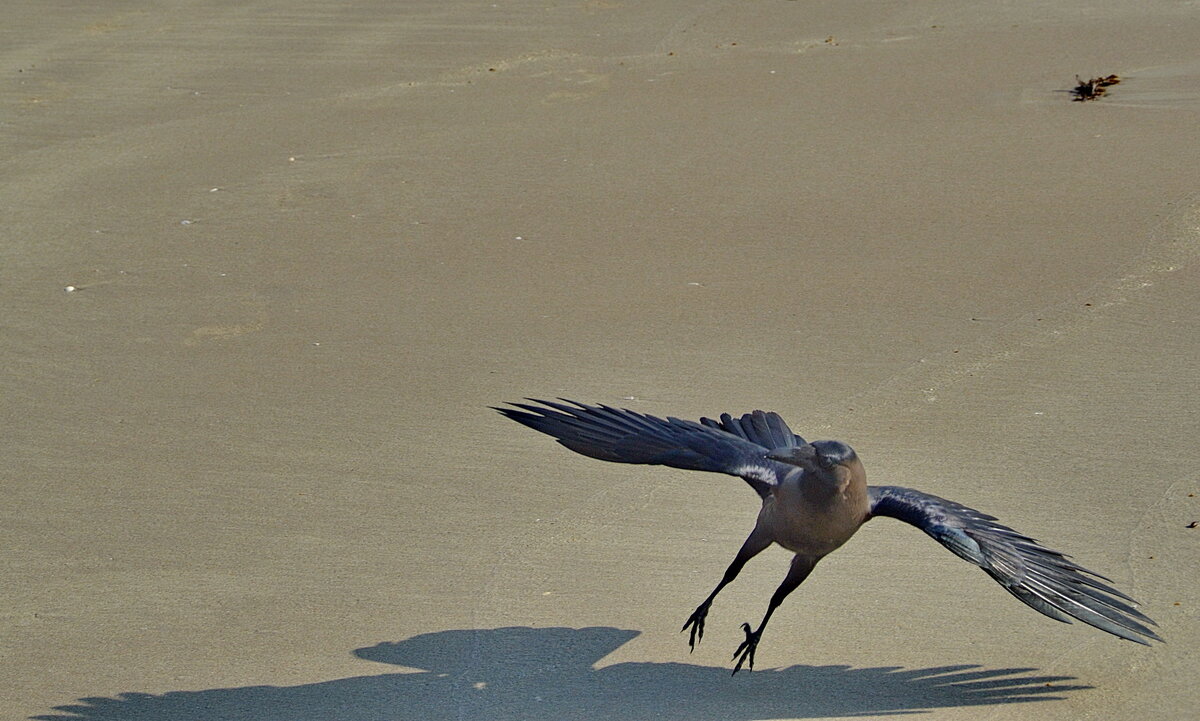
top-left (496, 398), bottom-right (1161, 673)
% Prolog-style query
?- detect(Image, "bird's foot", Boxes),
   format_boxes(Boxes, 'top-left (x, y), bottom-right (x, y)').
top-left (681, 602), bottom-right (711, 651)
top-left (731, 623), bottom-right (762, 675)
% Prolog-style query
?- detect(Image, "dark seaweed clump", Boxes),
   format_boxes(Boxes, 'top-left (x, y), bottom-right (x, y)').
top-left (1072, 74), bottom-right (1120, 101)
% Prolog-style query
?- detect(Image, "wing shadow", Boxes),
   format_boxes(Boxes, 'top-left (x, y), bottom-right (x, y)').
top-left (34, 626), bottom-right (1089, 720)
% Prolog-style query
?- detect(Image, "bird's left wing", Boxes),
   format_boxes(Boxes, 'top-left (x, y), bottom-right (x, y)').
top-left (867, 485), bottom-right (1161, 644)
top-left (496, 399), bottom-right (792, 497)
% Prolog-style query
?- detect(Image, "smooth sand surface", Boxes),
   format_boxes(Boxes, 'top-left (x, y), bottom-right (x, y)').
top-left (4, 2), bottom-right (1198, 719)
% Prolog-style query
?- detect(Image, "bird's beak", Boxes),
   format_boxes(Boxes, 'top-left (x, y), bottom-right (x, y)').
top-left (766, 445), bottom-right (816, 467)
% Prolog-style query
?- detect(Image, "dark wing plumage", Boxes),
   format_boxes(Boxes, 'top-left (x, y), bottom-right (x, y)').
top-left (700, 411), bottom-right (806, 449)
top-left (868, 485), bottom-right (1161, 645)
top-left (496, 399), bottom-right (796, 497)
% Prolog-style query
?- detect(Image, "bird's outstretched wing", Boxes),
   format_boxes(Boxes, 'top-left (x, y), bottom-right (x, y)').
top-left (867, 485), bottom-right (1161, 644)
top-left (496, 399), bottom-right (796, 497)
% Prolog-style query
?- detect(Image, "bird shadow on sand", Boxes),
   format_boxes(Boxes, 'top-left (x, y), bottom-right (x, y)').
top-left (34, 626), bottom-right (1089, 720)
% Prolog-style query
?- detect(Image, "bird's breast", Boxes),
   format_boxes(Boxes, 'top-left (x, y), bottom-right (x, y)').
top-left (760, 482), bottom-right (869, 556)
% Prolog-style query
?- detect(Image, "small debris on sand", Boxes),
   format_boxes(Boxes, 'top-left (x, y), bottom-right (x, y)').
top-left (1072, 74), bottom-right (1120, 101)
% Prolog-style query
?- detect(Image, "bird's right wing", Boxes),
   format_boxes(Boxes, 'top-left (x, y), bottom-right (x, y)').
top-left (496, 399), bottom-right (795, 497)
top-left (867, 485), bottom-right (1161, 644)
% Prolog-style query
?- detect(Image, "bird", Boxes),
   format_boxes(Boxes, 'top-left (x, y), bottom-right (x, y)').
top-left (495, 398), bottom-right (1161, 674)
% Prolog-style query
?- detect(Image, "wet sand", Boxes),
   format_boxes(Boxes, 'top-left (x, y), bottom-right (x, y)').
top-left (3, 2), bottom-right (1198, 719)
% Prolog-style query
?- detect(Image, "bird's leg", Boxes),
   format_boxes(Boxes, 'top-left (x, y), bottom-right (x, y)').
top-left (682, 527), bottom-right (771, 651)
top-left (731, 554), bottom-right (818, 675)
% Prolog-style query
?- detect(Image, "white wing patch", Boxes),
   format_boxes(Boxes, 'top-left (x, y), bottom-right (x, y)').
top-left (732, 463), bottom-right (780, 487)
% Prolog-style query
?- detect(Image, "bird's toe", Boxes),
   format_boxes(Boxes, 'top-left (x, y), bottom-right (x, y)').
top-left (731, 623), bottom-right (761, 675)
top-left (681, 604), bottom-right (710, 651)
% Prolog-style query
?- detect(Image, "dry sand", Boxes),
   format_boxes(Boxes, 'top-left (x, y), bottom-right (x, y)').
top-left (3, 1), bottom-right (1198, 719)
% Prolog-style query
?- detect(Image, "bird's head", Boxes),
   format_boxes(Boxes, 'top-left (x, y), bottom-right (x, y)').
top-left (767, 440), bottom-right (863, 493)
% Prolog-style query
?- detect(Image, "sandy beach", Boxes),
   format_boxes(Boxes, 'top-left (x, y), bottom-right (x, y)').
top-left (3, 1), bottom-right (1198, 719)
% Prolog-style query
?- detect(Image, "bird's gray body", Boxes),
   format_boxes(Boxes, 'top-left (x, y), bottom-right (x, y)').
top-left (496, 399), bottom-right (1160, 673)
top-left (761, 461), bottom-right (867, 557)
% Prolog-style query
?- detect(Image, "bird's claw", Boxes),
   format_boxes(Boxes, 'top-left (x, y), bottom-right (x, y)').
top-left (681, 603), bottom-right (711, 651)
top-left (731, 622), bottom-right (761, 675)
